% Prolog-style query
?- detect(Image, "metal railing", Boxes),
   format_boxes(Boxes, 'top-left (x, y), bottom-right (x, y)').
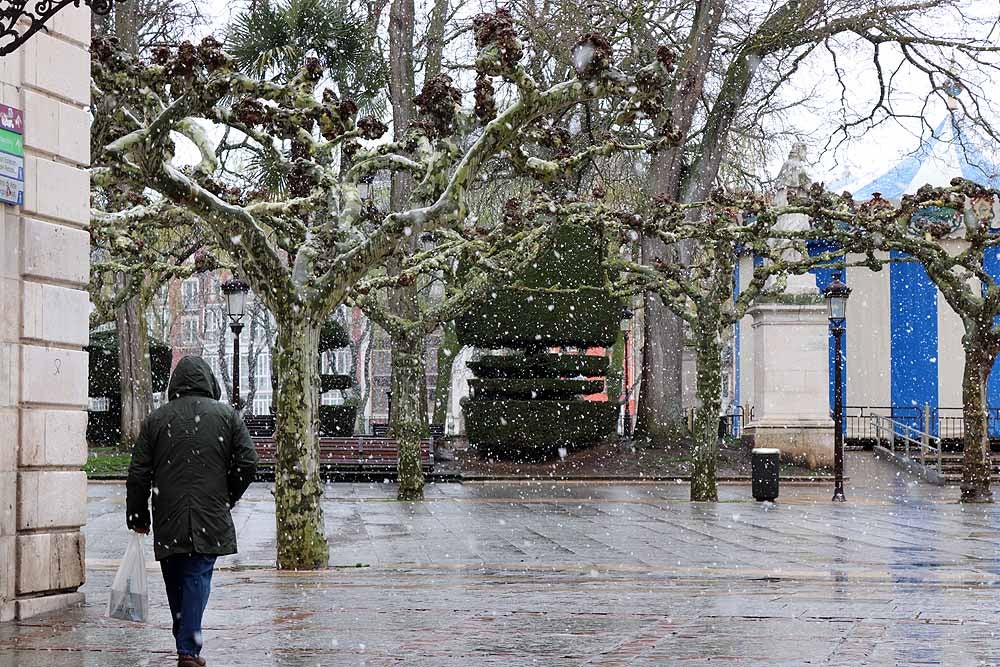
top-left (870, 410), bottom-right (943, 480)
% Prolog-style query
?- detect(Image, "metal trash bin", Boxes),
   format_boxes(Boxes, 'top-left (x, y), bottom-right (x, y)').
top-left (751, 448), bottom-right (780, 501)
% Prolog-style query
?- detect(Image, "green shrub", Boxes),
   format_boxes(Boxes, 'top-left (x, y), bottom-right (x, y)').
top-left (318, 404), bottom-right (357, 436)
top-left (467, 353), bottom-right (609, 378)
top-left (463, 399), bottom-right (618, 452)
top-left (320, 373), bottom-right (354, 392)
top-left (86, 329), bottom-right (172, 398)
top-left (320, 319), bottom-right (350, 352)
top-left (456, 286), bottom-right (622, 348)
top-left (469, 378), bottom-right (604, 400)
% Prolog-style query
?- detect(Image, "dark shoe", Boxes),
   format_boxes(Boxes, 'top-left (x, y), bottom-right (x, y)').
top-left (178, 656), bottom-right (206, 667)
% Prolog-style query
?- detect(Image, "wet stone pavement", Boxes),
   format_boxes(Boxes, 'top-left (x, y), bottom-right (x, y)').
top-left (4, 453), bottom-right (1000, 666)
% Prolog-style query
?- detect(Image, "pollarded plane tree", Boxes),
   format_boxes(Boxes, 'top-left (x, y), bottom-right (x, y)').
top-left (606, 192), bottom-right (881, 501)
top-left (88, 195), bottom-right (220, 448)
top-left (797, 180), bottom-right (1000, 503)
top-left (349, 202), bottom-right (555, 498)
top-left (510, 0), bottom-right (1000, 444)
top-left (90, 16), bottom-right (678, 568)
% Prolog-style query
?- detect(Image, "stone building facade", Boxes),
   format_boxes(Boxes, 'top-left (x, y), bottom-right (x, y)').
top-left (0, 9), bottom-right (92, 620)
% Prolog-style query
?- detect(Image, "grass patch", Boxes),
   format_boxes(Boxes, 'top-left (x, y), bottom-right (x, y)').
top-left (85, 448), bottom-right (132, 477)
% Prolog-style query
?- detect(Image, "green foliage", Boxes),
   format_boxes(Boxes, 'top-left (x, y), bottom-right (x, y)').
top-left (469, 378), bottom-right (604, 400)
top-left (456, 223), bottom-right (623, 349)
top-left (457, 286), bottom-right (622, 348)
top-left (463, 399), bottom-right (618, 451)
top-left (468, 353), bottom-right (608, 378)
top-left (320, 373), bottom-right (353, 392)
top-left (86, 329), bottom-right (172, 398)
top-left (318, 404), bottom-right (357, 436)
top-left (319, 319), bottom-right (350, 352)
top-left (225, 0), bottom-right (386, 108)
top-left (516, 223), bottom-right (606, 289)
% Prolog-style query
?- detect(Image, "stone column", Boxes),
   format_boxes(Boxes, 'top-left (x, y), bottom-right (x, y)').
top-left (0, 7), bottom-right (91, 622)
top-left (742, 300), bottom-right (834, 468)
top-left (742, 145), bottom-right (834, 469)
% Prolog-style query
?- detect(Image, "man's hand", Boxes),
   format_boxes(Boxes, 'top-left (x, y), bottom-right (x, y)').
top-left (132, 527), bottom-right (149, 535)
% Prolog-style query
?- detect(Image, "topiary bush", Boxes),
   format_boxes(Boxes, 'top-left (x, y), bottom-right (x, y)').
top-left (318, 405), bottom-right (356, 436)
top-left (469, 378), bottom-right (604, 400)
top-left (458, 222), bottom-right (622, 458)
top-left (463, 399), bottom-right (618, 452)
top-left (467, 352), bottom-right (608, 378)
top-left (317, 317), bottom-right (357, 434)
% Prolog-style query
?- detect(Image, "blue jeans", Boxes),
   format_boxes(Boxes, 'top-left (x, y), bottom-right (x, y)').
top-left (160, 554), bottom-right (217, 656)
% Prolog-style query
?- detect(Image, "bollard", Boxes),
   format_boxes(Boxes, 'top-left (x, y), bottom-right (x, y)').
top-left (751, 448), bottom-right (780, 501)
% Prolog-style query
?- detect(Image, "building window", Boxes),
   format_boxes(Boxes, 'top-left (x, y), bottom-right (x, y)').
top-left (88, 397), bottom-right (110, 411)
top-left (181, 279), bottom-right (199, 310)
top-left (182, 317), bottom-right (199, 345)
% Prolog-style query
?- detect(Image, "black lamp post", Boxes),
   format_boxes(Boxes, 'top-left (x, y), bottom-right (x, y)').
top-left (621, 308), bottom-right (634, 439)
top-left (221, 278), bottom-right (250, 410)
top-left (824, 273), bottom-right (851, 502)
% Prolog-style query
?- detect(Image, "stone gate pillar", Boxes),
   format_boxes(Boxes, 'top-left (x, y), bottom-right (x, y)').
top-left (742, 145), bottom-right (834, 468)
top-left (1, 7), bottom-right (91, 621)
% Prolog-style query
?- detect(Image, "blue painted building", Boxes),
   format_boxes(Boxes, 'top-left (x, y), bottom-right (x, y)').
top-left (732, 116), bottom-right (1000, 439)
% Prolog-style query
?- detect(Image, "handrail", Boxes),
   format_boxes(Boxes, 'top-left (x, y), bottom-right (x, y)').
top-left (869, 412), bottom-right (943, 475)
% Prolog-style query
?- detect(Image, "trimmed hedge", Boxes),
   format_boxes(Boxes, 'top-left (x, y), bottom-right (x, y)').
top-left (468, 353), bottom-right (609, 379)
top-left (469, 378), bottom-right (604, 400)
top-left (456, 286), bottom-right (622, 349)
top-left (516, 222), bottom-right (604, 289)
top-left (320, 319), bottom-right (350, 352)
top-left (318, 404), bottom-right (358, 436)
top-left (463, 399), bottom-right (618, 451)
top-left (87, 329), bottom-right (172, 398)
top-left (320, 373), bottom-right (354, 392)
top-left (459, 222), bottom-right (620, 457)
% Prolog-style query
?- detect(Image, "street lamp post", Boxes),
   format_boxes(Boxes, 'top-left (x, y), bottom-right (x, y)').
top-left (221, 278), bottom-right (251, 410)
top-left (824, 273), bottom-right (851, 502)
top-left (621, 309), bottom-right (634, 439)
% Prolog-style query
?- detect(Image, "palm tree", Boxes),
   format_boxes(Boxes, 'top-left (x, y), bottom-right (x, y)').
top-left (226, 0), bottom-right (385, 107)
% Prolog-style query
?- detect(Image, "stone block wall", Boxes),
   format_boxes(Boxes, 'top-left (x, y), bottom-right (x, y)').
top-left (0, 8), bottom-right (91, 622)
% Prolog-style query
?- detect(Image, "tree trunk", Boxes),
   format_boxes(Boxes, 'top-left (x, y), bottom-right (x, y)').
top-left (635, 0), bottom-right (727, 445)
top-left (272, 317), bottom-right (329, 569)
top-left (113, 0), bottom-right (140, 55)
top-left (961, 343), bottom-right (995, 503)
top-left (690, 323), bottom-right (722, 502)
top-left (391, 330), bottom-right (427, 500)
top-left (116, 292), bottom-right (153, 451)
top-left (424, 0), bottom-right (448, 79)
top-left (431, 321), bottom-right (458, 427)
top-left (635, 289), bottom-right (685, 444)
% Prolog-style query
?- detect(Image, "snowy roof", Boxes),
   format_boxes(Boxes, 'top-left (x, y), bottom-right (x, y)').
top-left (834, 116), bottom-right (1000, 201)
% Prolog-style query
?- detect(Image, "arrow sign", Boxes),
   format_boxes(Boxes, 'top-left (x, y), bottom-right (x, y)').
top-left (0, 104), bottom-right (23, 135)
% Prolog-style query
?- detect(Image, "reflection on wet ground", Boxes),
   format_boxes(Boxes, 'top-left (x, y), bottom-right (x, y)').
top-left (3, 453), bottom-right (1000, 665)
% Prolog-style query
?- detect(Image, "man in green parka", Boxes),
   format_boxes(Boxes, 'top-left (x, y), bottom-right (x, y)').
top-left (126, 355), bottom-right (258, 667)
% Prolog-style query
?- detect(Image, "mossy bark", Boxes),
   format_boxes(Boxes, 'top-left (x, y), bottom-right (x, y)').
top-left (391, 330), bottom-right (428, 500)
top-left (961, 340), bottom-right (995, 503)
top-left (272, 317), bottom-right (329, 569)
top-left (116, 292), bottom-right (153, 451)
top-left (690, 321), bottom-right (722, 502)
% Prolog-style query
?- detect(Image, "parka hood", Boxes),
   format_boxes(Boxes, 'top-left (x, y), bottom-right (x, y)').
top-left (168, 355), bottom-right (222, 401)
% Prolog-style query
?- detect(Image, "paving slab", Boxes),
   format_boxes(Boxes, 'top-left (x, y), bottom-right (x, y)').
top-left (3, 453), bottom-right (1000, 666)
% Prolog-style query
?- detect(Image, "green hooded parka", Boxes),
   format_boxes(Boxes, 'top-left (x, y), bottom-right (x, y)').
top-left (126, 355), bottom-right (258, 561)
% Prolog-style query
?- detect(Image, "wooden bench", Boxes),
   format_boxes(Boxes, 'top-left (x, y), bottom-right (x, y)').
top-left (253, 435), bottom-right (435, 478)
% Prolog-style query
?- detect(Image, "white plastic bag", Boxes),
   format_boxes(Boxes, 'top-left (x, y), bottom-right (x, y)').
top-left (107, 532), bottom-right (149, 623)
